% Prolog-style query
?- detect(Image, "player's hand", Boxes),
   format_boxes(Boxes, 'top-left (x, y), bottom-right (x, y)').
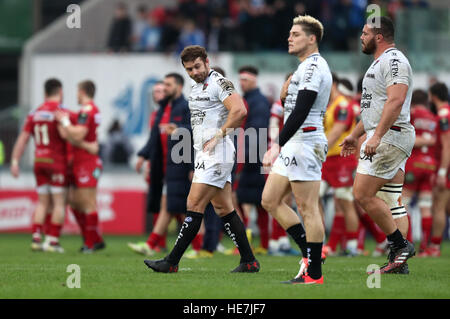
top-left (280, 75), bottom-right (292, 103)
top-left (364, 135), bottom-right (381, 156)
top-left (340, 135), bottom-right (358, 157)
top-left (436, 175), bottom-right (447, 190)
top-left (55, 110), bottom-right (70, 127)
top-left (203, 136), bottom-right (220, 154)
top-left (161, 123), bottom-right (178, 135)
top-left (135, 156), bottom-right (145, 173)
top-left (10, 161), bottom-right (19, 178)
top-left (263, 143), bottom-right (280, 169)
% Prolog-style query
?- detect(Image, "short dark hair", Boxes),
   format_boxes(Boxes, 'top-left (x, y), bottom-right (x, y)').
top-left (180, 45), bottom-right (207, 65)
top-left (78, 80), bottom-right (96, 98)
top-left (429, 82), bottom-right (449, 102)
top-left (411, 89), bottom-right (428, 106)
top-left (212, 66), bottom-right (226, 77)
top-left (165, 73), bottom-right (184, 86)
top-left (238, 65), bottom-right (258, 76)
top-left (339, 78), bottom-right (353, 92)
top-left (44, 78), bottom-right (62, 96)
top-left (371, 16), bottom-right (395, 43)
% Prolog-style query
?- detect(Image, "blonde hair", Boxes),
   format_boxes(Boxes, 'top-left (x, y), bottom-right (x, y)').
top-left (292, 15), bottom-right (324, 43)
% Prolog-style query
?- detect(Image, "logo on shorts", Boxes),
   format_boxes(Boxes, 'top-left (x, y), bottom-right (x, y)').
top-left (78, 176), bottom-right (89, 184)
top-left (281, 154), bottom-right (298, 167)
top-left (360, 154), bottom-right (373, 162)
top-left (185, 217), bottom-right (192, 223)
top-left (195, 161), bottom-right (205, 170)
top-left (92, 168), bottom-right (101, 180)
top-left (213, 169), bottom-right (221, 177)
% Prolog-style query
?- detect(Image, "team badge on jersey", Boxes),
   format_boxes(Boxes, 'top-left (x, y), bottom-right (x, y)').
top-left (217, 78), bottom-right (235, 95)
top-left (78, 112), bottom-right (88, 124)
top-left (337, 108), bottom-right (348, 121)
top-left (440, 117), bottom-right (449, 131)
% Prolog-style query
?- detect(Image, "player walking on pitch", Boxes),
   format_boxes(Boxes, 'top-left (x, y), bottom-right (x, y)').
top-left (144, 45), bottom-right (259, 273)
top-left (261, 15), bottom-right (332, 284)
top-left (340, 16), bottom-right (416, 274)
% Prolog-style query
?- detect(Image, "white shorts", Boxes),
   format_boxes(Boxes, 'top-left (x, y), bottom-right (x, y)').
top-left (192, 138), bottom-right (235, 189)
top-left (357, 141), bottom-right (408, 180)
top-left (271, 141), bottom-right (327, 182)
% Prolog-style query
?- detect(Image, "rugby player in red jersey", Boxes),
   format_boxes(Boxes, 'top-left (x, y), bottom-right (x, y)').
top-left (402, 89), bottom-right (438, 254)
top-left (11, 79), bottom-right (67, 252)
top-left (56, 80), bottom-right (105, 253)
top-left (424, 82), bottom-right (450, 257)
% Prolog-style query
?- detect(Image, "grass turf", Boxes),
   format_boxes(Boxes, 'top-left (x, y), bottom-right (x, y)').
top-left (0, 233), bottom-right (449, 299)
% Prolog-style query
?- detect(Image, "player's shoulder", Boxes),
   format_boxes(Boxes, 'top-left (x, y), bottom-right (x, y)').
top-left (381, 48), bottom-right (410, 65)
top-left (210, 72), bottom-right (235, 94)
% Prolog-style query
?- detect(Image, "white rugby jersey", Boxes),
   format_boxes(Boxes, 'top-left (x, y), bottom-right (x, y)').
top-left (360, 47), bottom-right (415, 156)
top-left (284, 53), bottom-right (332, 143)
top-left (188, 69), bottom-right (235, 151)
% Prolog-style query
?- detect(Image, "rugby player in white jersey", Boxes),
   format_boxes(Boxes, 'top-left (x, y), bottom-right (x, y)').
top-left (144, 45), bottom-right (259, 273)
top-left (261, 15), bottom-right (332, 285)
top-left (340, 16), bottom-right (416, 274)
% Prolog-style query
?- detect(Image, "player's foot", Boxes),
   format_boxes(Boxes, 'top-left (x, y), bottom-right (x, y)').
top-left (368, 241), bottom-right (415, 274)
top-left (322, 245), bottom-right (337, 257)
top-left (31, 238), bottom-right (43, 251)
top-left (230, 260), bottom-right (260, 273)
top-left (127, 242), bottom-right (156, 256)
top-left (94, 241), bottom-right (106, 251)
top-left (253, 246), bottom-right (268, 255)
top-left (395, 262), bottom-right (409, 275)
top-left (42, 241), bottom-right (64, 253)
top-left (281, 274), bottom-right (324, 285)
top-left (372, 239), bottom-right (389, 257)
top-left (216, 242), bottom-right (226, 254)
top-left (144, 258), bottom-right (178, 273)
top-left (418, 245), bottom-right (441, 257)
top-left (294, 257), bottom-right (309, 278)
top-left (185, 249), bottom-right (214, 259)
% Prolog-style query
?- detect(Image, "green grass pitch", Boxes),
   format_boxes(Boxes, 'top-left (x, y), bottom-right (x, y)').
top-left (1, 234), bottom-right (449, 299)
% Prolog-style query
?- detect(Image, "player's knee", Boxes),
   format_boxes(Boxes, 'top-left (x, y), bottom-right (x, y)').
top-left (335, 187), bottom-right (354, 201)
top-left (376, 183), bottom-right (407, 219)
top-left (261, 194), bottom-right (278, 213)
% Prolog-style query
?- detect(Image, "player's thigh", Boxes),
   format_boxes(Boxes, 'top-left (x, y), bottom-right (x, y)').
top-left (353, 173), bottom-right (389, 202)
top-left (261, 173), bottom-right (291, 211)
top-left (210, 182), bottom-right (234, 216)
top-left (187, 182), bottom-right (220, 213)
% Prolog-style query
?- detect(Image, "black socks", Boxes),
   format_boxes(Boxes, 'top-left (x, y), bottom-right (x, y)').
top-left (166, 211), bottom-right (203, 265)
top-left (307, 242), bottom-right (323, 280)
top-left (221, 211), bottom-right (256, 264)
top-left (387, 229), bottom-right (408, 251)
top-left (286, 223), bottom-right (308, 258)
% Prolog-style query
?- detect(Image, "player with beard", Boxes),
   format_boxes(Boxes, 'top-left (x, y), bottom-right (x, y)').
top-left (341, 16), bottom-right (415, 274)
top-left (143, 45), bottom-right (259, 273)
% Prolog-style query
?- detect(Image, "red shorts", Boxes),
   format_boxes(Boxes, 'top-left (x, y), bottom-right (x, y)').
top-left (70, 158), bottom-right (103, 188)
top-left (404, 155), bottom-right (437, 192)
top-left (322, 155), bottom-right (357, 188)
top-left (34, 163), bottom-right (67, 193)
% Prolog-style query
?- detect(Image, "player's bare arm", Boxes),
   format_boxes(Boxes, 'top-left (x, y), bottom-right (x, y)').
top-left (437, 130), bottom-right (450, 189)
top-left (327, 122), bottom-right (348, 150)
top-left (56, 121), bottom-right (97, 154)
top-left (340, 120), bottom-right (365, 157)
top-left (414, 134), bottom-right (436, 148)
top-left (280, 75), bottom-right (292, 104)
top-left (202, 92), bottom-right (247, 153)
top-left (10, 131), bottom-right (31, 177)
top-left (364, 83), bottom-right (408, 156)
top-left (54, 110), bottom-right (88, 144)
